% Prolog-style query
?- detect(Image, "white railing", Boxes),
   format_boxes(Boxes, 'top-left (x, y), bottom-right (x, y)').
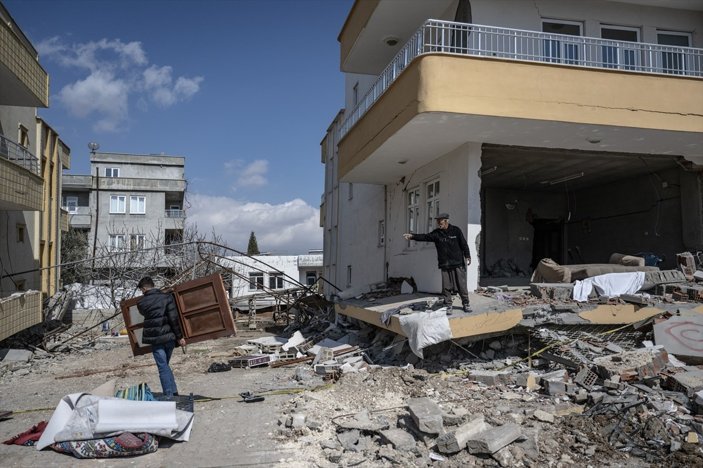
top-left (339, 19), bottom-right (703, 140)
top-left (165, 209), bottom-right (185, 218)
top-left (0, 134), bottom-right (40, 175)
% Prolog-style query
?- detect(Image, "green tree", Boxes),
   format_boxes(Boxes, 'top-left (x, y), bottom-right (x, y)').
top-left (60, 228), bottom-right (91, 284)
top-left (247, 231), bottom-right (260, 256)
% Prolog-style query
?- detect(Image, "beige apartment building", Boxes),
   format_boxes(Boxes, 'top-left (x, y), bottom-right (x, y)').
top-left (321, 0), bottom-right (703, 296)
top-left (0, 2), bottom-right (71, 341)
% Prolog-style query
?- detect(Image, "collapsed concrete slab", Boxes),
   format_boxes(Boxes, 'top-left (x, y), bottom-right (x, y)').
top-left (654, 315), bottom-right (703, 363)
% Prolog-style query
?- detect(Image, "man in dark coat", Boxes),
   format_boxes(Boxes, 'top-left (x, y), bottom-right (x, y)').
top-left (403, 213), bottom-right (472, 312)
top-left (137, 276), bottom-right (186, 397)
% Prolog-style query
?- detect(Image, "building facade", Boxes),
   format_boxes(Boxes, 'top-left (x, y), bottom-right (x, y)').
top-left (229, 252), bottom-right (324, 299)
top-left (62, 152), bottom-right (186, 266)
top-left (0, 2), bottom-right (70, 341)
top-left (321, 0), bottom-right (703, 297)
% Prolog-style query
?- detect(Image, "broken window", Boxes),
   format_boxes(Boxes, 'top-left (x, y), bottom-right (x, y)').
top-left (109, 195), bottom-right (126, 214)
top-left (249, 272), bottom-right (264, 290)
top-left (130, 195), bottom-right (146, 214)
top-left (426, 179), bottom-right (440, 232)
top-left (268, 273), bottom-right (284, 289)
top-left (105, 167), bottom-right (120, 177)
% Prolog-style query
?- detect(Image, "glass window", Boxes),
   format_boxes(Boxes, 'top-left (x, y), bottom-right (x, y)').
top-left (16, 224), bottom-right (26, 243)
top-left (109, 195), bottom-right (126, 213)
top-left (130, 234), bottom-right (145, 250)
top-left (542, 20), bottom-right (582, 64)
top-left (105, 167), bottom-right (120, 177)
top-left (268, 273), bottom-right (284, 289)
top-left (426, 180), bottom-right (440, 232)
top-left (306, 271), bottom-right (317, 286)
top-left (658, 31), bottom-right (691, 74)
top-left (130, 196), bottom-right (146, 214)
top-left (65, 196), bottom-right (78, 213)
top-left (109, 234), bottom-right (126, 251)
top-left (407, 187), bottom-right (420, 235)
top-left (249, 272), bottom-right (264, 290)
top-left (601, 26), bottom-right (639, 69)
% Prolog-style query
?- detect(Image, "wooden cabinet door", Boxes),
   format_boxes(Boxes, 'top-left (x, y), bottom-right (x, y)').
top-left (120, 273), bottom-right (236, 356)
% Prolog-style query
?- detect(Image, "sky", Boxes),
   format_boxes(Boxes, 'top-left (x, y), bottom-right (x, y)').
top-left (5, 0), bottom-right (353, 254)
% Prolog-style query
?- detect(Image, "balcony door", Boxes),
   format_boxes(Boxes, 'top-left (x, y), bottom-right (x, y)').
top-left (542, 20), bottom-right (582, 65)
top-left (657, 31), bottom-right (691, 74)
top-left (601, 26), bottom-right (640, 70)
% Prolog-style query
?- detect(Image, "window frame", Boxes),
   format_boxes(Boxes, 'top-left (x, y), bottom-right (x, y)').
top-left (425, 179), bottom-right (440, 233)
top-left (109, 234), bottom-right (127, 251)
top-left (130, 195), bottom-right (146, 214)
top-left (64, 196), bottom-right (78, 213)
top-left (306, 271), bottom-right (317, 286)
top-left (105, 167), bottom-right (120, 178)
top-left (248, 272), bottom-right (264, 290)
top-left (16, 223), bottom-right (26, 243)
top-left (541, 19), bottom-right (583, 64)
top-left (130, 234), bottom-right (146, 250)
top-left (268, 273), bottom-right (284, 290)
top-left (109, 195), bottom-right (126, 214)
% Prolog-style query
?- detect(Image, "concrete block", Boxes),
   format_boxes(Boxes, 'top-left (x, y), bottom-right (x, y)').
top-left (380, 429), bottom-right (416, 451)
top-left (593, 347), bottom-right (668, 381)
top-left (545, 380), bottom-right (567, 396)
top-left (0, 349), bottom-right (32, 362)
top-left (408, 397), bottom-right (443, 434)
top-left (466, 423), bottom-right (522, 455)
top-left (436, 415), bottom-right (490, 454)
top-left (469, 370), bottom-right (513, 387)
top-left (336, 410), bottom-right (389, 431)
top-left (671, 370), bottom-right (703, 397)
top-left (532, 409), bottom-right (554, 423)
top-left (530, 283), bottom-right (574, 302)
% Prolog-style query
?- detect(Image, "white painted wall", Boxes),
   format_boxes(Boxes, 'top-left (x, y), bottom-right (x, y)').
top-left (229, 254), bottom-right (323, 298)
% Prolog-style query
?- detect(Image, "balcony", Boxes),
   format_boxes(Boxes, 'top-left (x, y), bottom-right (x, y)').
top-left (0, 135), bottom-right (42, 210)
top-left (0, 12), bottom-right (49, 107)
top-left (63, 206), bottom-right (92, 229)
top-left (0, 291), bottom-right (42, 342)
top-left (338, 20), bottom-right (703, 183)
top-left (98, 177), bottom-right (186, 193)
top-left (165, 209), bottom-right (185, 218)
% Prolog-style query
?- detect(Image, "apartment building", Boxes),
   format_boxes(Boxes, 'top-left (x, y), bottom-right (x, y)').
top-left (62, 152), bottom-right (186, 265)
top-left (0, 2), bottom-right (71, 341)
top-left (321, 0), bottom-right (703, 297)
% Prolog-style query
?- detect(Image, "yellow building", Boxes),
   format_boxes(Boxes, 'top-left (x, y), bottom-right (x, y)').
top-left (321, 0), bottom-right (703, 295)
top-left (0, 2), bottom-right (70, 341)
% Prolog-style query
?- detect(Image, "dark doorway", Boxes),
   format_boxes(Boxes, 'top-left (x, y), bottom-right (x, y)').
top-left (529, 217), bottom-right (564, 269)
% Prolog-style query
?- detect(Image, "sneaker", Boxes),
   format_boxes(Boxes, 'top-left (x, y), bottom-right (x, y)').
top-left (462, 304), bottom-right (472, 313)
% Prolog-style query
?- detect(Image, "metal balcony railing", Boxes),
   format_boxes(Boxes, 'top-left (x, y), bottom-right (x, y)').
top-left (339, 20), bottom-right (703, 140)
top-left (0, 134), bottom-right (40, 175)
top-left (165, 209), bottom-right (185, 218)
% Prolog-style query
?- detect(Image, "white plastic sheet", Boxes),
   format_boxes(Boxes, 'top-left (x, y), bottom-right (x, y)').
top-left (572, 272), bottom-right (645, 302)
top-left (399, 309), bottom-right (452, 359)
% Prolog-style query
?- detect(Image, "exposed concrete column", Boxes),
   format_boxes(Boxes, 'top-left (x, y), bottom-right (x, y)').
top-left (463, 142), bottom-right (482, 292)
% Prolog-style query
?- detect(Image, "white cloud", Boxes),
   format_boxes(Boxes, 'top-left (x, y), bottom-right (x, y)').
top-left (186, 193), bottom-right (322, 254)
top-left (57, 70), bottom-right (128, 132)
top-left (37, 36), bottom-right (202, 132)
top-left (223, 159), bottom-right (269, 190)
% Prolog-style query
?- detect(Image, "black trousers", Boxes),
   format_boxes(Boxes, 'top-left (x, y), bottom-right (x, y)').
top-left (440, 266), bottom-right (469, 306)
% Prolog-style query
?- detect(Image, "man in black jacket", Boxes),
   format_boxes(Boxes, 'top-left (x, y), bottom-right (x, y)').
top-left (137, 277), bottom-right (186, 397)
top-left (403, 213), bottom-right (472, 312)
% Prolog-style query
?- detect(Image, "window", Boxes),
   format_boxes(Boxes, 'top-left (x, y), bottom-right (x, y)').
top-left (64, 196), bottom-right (78, 213)
top-left (658, 31), bottom-right (691, 74)
top-left (249, 272), bottom-right (264, 290)
top-left (105, 167), bottom-right (120, 177)
top-left (346, 265), bottom-right (352, 287)
top-left (109, 234), bottom-right (127, 251)
top-left (16, 224), bottom-right (26, 243)
top-left (130, 196), bottom-right (146, 214)
top-left (268, 273), bottom-right (284, 289)
top-left (407, 187), bottom-right (420, 236)
top-left (130, 234), bottom-right (145, 250)
top-left (601, 26), bottom-right (639, 69)
top-left (348, 183), bottom-right (354, 200)
top-left (426, 180), bottom-right (440, 232)
top-left (352, 82), bottom-right (359, 107)
top-left (306, 271), bottom-right (317, 286)
top-left (542, 20), bottom-right (582, 64)
top-left (18, 125), bottom-right (29, 148)
top-left (109, 195), bottom-right (126, 213)
top-left (378, 220), bottom-right (385, 246)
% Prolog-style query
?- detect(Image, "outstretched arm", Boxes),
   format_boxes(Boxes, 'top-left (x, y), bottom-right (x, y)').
top-left (404, 232), bottom-right (434, 242)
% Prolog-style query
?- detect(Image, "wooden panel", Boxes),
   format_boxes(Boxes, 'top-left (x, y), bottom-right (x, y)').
top-left (120, 273), bottom-right (236, 357)
top-left (172, 273), bottom-right (236, 344)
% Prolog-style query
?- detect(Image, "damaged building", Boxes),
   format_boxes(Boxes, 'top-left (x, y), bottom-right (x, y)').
top-left (320, 0), bottom-right (703, 297)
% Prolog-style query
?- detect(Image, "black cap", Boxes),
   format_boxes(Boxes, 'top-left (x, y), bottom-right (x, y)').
top-left (437, 213), bottom-right (450, 220)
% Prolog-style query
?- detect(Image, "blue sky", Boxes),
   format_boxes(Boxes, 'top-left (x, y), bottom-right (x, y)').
top-left (5, 0), bottom-right (352, 254)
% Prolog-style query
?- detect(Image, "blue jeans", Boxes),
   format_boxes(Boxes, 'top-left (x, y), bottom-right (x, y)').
top-left (152, 342), bottom-right (178, 396)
